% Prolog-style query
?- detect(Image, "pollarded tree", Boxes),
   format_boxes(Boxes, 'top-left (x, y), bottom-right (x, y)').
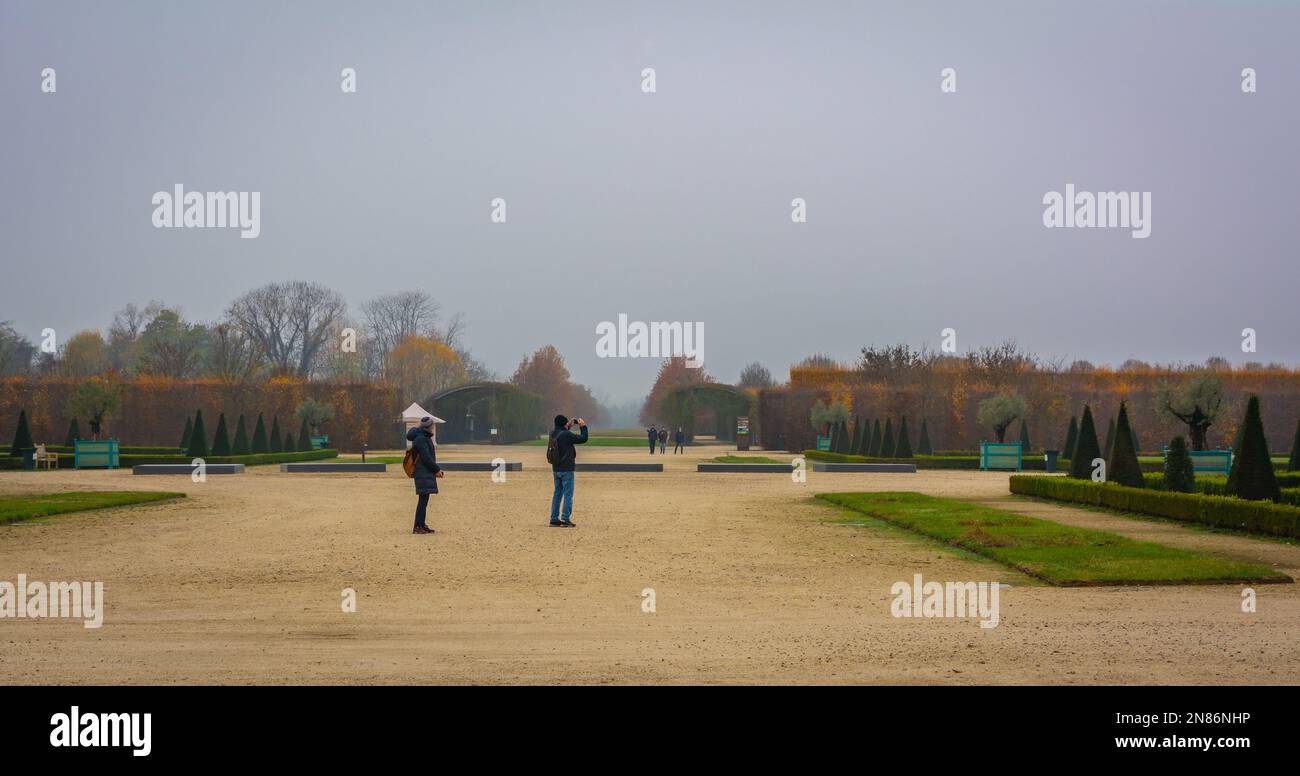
top-left (1063, 415), bottom-right (1078, 459)
top-left (211, 413), bottom-right (232, 456)
top-left (252, 413), bottom-right (269, 454)
top-left (1225, 395), bottom-right (1280, 502)
top-left (232, 414), bottom-right (250, 455)
top-left (65, 418), bottom-right (80, 446)
top-left (1289, 417), bottom-right (1300, 472)
top-left (917, 417), bottom-right (933, 455)
top-left (187, 410), bottom-right (209, 458)
top-left (880, 419), bottom-right (895, 458)
top-left (65, 376), bottom-right (123, 439)
top-left (977, 391), bottom-right (1028, 443)
top-left (180, 417), bottom-right (193, 450)
top-left (10, 409), bottom-right (34, 455)
top-left (1068, 405), bottom-right (1102, 480)
top-left (295, 399), bottom-right (334, 437)
top-left (1108, 401), bottom-right (1144, 488)
top-left (895, 417), bottom-right (914, 458)
top-left (1156, 373), bottom-right (1224, 451)
top-left (269, 416), bottom-right (283, 453)
top-left (1164, 435), bottom-right (1196, 493)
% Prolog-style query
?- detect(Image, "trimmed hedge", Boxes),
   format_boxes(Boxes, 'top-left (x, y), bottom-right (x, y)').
top-left (804, 450), bottom-right (1065, 471)
top-left (1010, 475), bottom-right (1300, 539)
top-left (1140, 472), bottom-right (1300, 508)
top-left (6, 449), bottom-right (338, 468)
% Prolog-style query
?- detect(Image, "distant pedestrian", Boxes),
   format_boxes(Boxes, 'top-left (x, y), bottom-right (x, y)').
top-left (405, 416), bottom-right (443, 535)
top-left (658, 428), bottom-right (667, 454)
top-left (674, 427), bottom-right (684, 454)
top-left (647, 426), bottom-right (657, 455)
top-left (547, 415), bottom-right (588, 527)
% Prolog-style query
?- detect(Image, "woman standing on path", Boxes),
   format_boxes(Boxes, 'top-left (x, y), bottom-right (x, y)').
top-left (406, 416), bottom-right (443, 535)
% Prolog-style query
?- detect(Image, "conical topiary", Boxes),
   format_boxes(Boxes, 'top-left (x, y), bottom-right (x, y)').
top-left (252, 413), bottom-right (269, 454)
top-left (869, 419), bottom-right (882, 457)
top-left (857, 418), bottom-right (872, 455)
top-left (232, 414), bottom-right (250, 455)
top-left (1225, 395), bottom-right (1280, 502)
top-left (895, 417), bottom-right (913, 458)
top-left (880, 419), bottom-right (895, 458)
top-left (1164, 435), bottom-right (1196, 493)
top-left (835, 421), bottom-right (850, 454)
top-left (187, 410), bottom-right (209, 458)
top-left (1289, 416), bottom-right (1300, 472)
top-left (269, 416), bottom-right (283, 453)
top-left (180, 416), bottom-right (193, 451)
top-left (1107, 400), bottom-right (1144, 488)
top-left (1063, 415), bottom-right (1078, 459)
top-left (850, 416), bottom-right (863, 456)
top-left (284, 430), bottom-right (296, 453)
top-left (297, 417), bottom-right (311, 452)
top-left (211, 413), bottom-right (231, 456)
top-left (10, 409), bottom-right (34, 455)
top-left (917, 417), bottom-right (933, 455)
top-left (1068, 405), bottom-right (1102, 480)
top-left (65, 418), bottom-right (80, 446)
top-left (1128, 416), bottom-right (1140, 455)
top-left (827, 421), bottom-right (839, 452)
top-left (1103, 416), bottom-right (1116, 459)
top-left (1018, 419), bottom-right (1031, 453)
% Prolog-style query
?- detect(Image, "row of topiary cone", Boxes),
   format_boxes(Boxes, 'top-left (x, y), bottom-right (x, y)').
top-left (1065, 395), bottom-right (1286, 502)
top-left (180, 411), bottom-right (315, 458)
top-left (827, 416), bottom-right (934, 458)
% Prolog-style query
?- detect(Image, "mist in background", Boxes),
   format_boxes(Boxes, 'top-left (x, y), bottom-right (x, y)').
top-left (2, 1), bottom-right (1298, 402)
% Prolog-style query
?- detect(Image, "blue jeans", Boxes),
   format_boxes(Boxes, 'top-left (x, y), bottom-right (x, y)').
top-left (550, 471), bottom-right (574, 521)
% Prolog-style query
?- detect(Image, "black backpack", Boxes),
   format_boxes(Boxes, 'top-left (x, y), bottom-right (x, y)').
top-left (546, 431), bottom-right (562, 465)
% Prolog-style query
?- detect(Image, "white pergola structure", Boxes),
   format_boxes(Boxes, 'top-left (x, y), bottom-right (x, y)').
top-left (398, 402), bottom-right (445, 448)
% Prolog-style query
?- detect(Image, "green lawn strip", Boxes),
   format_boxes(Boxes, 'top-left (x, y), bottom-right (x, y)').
top-left (816, 491), bottom-right (1287, 586)
top-left (712, 455), bottom-right (783, 464)
top-left (0, 491), bottom-right (185, 525)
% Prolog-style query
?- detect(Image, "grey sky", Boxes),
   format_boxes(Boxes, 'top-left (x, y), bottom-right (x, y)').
top-left (3, 1), bottom-right (1298, 402)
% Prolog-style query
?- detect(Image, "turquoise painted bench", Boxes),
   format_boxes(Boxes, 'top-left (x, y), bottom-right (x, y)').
top-left (979, 441), bottom-right (1023, 471)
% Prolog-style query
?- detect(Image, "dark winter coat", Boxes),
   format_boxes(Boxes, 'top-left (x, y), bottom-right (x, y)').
top-left (549, 425), bottom-right (588, 471)
top-left (406, 426), bottom-right (441, 494)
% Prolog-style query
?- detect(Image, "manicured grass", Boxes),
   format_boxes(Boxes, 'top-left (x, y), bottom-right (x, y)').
top-left (712, 455), bottom-right (783, 464)
top-left (817, 491), bottom-right (1287, 586)
top-left (0, 491), bottom-right (185, 525)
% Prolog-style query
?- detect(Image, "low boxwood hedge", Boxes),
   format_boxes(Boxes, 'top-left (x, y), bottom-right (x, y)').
top-left (804, 450), bottom-right (1067, 471)
top-left (1009, 475), bottom-right (1300, 539)
top-left (1140, 472), bottom-right (1300, 507)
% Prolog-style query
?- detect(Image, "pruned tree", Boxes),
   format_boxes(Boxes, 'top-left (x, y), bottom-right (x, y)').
top-left (65, 377), bottom-right (123, 439)
top-left (977, 391), bottom-right (1028, 442)
top-left (1155, 374), bottom-right (1224, 451)
top-left (295, 398), bottom-right (334, 436)
top-left (226, 281), bottom-right (347, 376)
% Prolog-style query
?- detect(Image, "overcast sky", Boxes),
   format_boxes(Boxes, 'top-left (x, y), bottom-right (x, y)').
top-left (3, 1), bottom-right (1298, 402)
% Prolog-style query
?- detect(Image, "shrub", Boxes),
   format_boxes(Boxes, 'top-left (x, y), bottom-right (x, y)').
top-left (880, 419), bottom-right (895, 458)
top-left (186, 410), bottom-right (208, 458)
top-left (857, 418), bottom-right (872, 455)
top-left (1068, 405), bottom-right (1102, 480)
top-left (1009, 475), bottom-right (1300, 539)
top-left (1108, 400), bottom-right (1144, 488)
top-left (180, 417), bottom-right (193, 451)
top-left (9, 409), bottom-right (33, 455)
top-left (65, 418), bottom-right (80, 446)
top-left (917, 417), bottom-right (933, 455)
top-left (211, 413), bottom-right (232, 456)
top-left (850, 416), bottom-right (862, 456)
top-left (269, 416), bottom-right (283, 453)
top-left (895, 416), bottom-right (914, 459)
top-left (232, 414), bottom-right (250, 456)
top-left (1018, 419), bottom-right (1031, 453)
top-left (284, 430), bottom-right (296, 453)
top-left (1226, 395), bottom-right (1281, 502)
top-left (1063, 415), bottom-right (1078, 459)
top-left (251, 413), bottom-right (269, 454)
top-left (1163, 436), bottom-right (1196, 493)
top-left (1103, 416), bottom-right (1116, 459)
top-left (869, 419), bottom-right (882, 457)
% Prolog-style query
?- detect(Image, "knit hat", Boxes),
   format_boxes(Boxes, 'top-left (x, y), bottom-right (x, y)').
top-left (419, 416), bottom-right (435, 429)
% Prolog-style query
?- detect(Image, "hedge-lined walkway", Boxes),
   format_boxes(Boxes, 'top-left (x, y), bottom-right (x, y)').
top-left (980, 495), bottom-right (1300, 576)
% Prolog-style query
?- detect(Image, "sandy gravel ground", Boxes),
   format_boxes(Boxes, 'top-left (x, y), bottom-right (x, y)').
top-left (1, 444), bottom-right (1297, 685)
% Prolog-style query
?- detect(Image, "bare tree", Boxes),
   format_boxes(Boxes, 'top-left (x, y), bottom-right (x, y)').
top-left (737, 362), bottom-right (775, 390)
top-left (226, 281), bottom-right (346, 376)
top-left (361, 291), bottom-right (441, 356)
top-left (206, 322), bottom-right (265, 383)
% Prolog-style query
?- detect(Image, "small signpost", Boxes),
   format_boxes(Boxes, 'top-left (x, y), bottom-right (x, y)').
top-left (736, 416), bottom-right (751, 451)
